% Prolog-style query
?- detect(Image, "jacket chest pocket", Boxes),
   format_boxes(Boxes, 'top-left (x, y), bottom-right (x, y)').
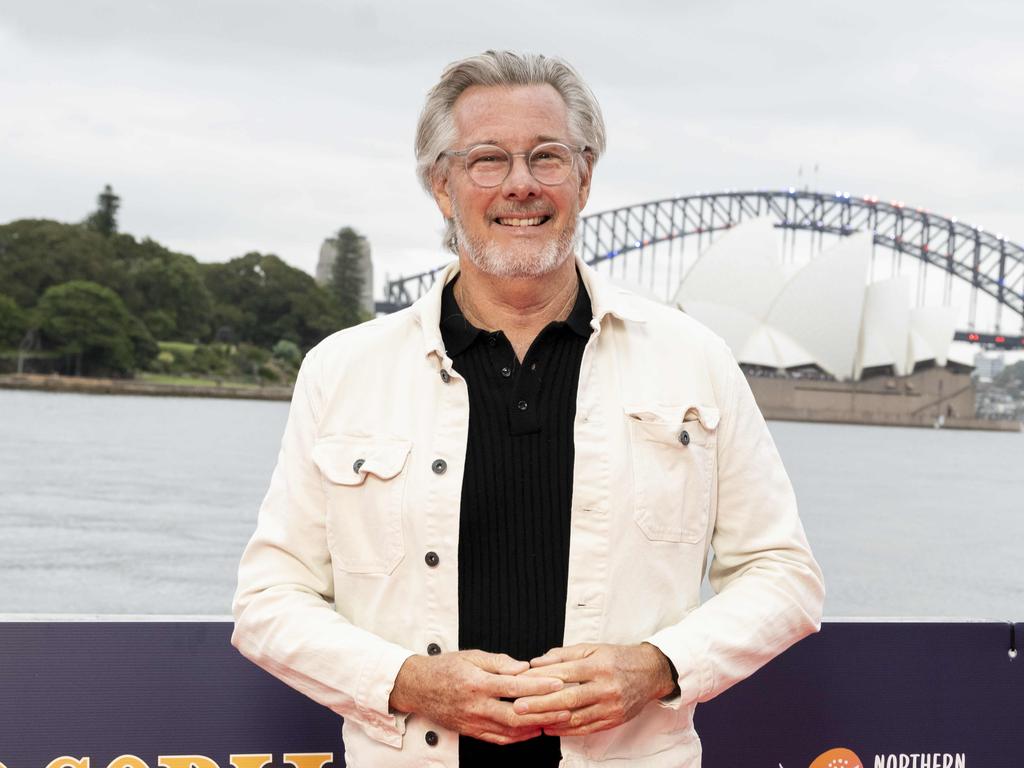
top-left (311, 436), bottom-right (412, 575)
top-left (626, 405), bottom-right (719, 544)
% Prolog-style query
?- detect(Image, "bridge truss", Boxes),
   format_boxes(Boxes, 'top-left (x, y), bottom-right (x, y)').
top-left (381, 190), bottom-right (1024, 348)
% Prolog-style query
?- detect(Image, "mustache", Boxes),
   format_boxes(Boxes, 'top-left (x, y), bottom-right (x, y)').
top-left (487, 205), bottom-right (554, 218)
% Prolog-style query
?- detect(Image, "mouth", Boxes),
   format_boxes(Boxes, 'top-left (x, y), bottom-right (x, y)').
top-left (493, 215), bottom-right (552, 228)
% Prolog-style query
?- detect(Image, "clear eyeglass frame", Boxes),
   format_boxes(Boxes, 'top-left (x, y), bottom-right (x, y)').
top-left (440, 141), bottom-right (587, 188)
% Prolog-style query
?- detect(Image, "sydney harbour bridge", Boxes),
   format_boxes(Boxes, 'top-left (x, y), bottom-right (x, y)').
top-left (378, 189), bottom-right (1024, 349)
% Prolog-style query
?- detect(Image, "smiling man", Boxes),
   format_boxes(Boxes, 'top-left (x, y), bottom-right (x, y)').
top-left (232, 51), bottom-right (825, 767)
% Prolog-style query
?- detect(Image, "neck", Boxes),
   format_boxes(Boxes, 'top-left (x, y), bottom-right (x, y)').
top-left (454, 255), bottom-right (579, 360)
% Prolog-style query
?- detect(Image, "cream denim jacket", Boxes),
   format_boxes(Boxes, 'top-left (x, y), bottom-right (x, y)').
top-left (232, 257), bottom-right (825, 768)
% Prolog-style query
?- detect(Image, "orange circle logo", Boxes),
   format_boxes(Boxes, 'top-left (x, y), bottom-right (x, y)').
top-left (810, 748), bottom-right (864, 768)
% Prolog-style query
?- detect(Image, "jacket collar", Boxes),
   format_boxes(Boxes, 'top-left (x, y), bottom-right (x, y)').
top-left (413, 255), bottom-right (647, 361)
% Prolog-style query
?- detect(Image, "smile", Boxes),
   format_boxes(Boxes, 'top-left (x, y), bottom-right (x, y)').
top-left (495, 216), bottom-right (551, 227)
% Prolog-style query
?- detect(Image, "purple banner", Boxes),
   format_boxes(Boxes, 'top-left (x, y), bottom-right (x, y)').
top-left (0, 621), bottom-right (1019, 767)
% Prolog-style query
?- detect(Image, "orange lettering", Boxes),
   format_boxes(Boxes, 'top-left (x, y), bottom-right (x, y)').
top-left (283, 755), bottom-right (333, 768)
top-left (229, 757), bottom-right (272, 768)
top-left (107, 757), bottom-right (150, 768)
top-left (159, 758), bottom-right (219, 768)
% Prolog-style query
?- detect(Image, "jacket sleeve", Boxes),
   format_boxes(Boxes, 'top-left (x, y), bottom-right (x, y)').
top-left (644, 342), bottom-right (825, 707)
top-left (231, 350), bottom-right (415, 747)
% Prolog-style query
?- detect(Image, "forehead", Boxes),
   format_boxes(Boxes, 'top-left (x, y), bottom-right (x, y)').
top-left (451, 83), bottom-right (570, 147)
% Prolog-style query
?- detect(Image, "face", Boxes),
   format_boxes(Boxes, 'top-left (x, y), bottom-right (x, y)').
top-left (431, 84), bottom-right (592, 278)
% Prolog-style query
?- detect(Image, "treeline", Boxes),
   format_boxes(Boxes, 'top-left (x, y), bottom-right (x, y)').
top-left (0, 187), bottom-right (367, 378)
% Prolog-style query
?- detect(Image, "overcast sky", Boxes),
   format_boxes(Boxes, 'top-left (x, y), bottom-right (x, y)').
top-left (2, 0), bottom-right (1023, 299)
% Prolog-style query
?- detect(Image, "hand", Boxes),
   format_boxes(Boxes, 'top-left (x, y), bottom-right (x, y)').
top-left (389, 649), bottom-right (572, 745)
top-left (513, 642), bottom-right (676, 737)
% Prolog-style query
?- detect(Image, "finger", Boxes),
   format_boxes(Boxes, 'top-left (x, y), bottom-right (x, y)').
top-left (486, 672), bottom-right (564, 699)
top-left (543, 718), bottom-right (618, 737)
top-left (530, 644), bottom-right (593, 667)
top-left (484, 699), bottom-right (574, 729)
top-left (476, 729), bottom-right (543, 745)
top-left (469, 651), bottom-right (530, 676)
top-left (542, 703), bottom-right (617, 736)
top-left (513, 682), bottom-right (599, 715)
top-left (518, 659), bottom-right (593, 684)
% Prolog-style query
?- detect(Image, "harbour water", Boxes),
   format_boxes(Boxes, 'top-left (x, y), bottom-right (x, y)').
top-left (0, 389), bottom-right (1021, 619)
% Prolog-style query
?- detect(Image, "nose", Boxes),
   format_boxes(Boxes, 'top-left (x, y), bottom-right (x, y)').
top-left (500, 153), bottom-right (541, 199)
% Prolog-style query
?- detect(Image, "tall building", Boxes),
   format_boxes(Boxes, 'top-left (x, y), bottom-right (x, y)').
top-left (315, 231), bottom-right (375, 317)
top-left (973, 352), bottom-right (1005, 382)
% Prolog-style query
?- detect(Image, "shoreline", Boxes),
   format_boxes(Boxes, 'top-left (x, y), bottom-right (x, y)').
top-left (2, 373), bottom-right (1020, 431)
top-left (0, 373), bottom-right (293, 402)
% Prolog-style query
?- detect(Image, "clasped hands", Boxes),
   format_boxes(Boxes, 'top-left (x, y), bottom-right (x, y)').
top-left (389, 642), bottom-right (676, 745)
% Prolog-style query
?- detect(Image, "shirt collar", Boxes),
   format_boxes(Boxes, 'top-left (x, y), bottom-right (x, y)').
top-left (439, 272), bottom-right (593, 357)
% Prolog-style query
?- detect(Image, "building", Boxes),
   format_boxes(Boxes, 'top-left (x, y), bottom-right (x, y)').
top-left (315, 231), bottom-right (375, 318)
top-left (659, 218), bottom-right (1014, 429)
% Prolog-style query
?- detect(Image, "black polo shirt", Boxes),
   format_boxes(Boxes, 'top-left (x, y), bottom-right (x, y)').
top-left (440, 274), bottom-right (593, 767)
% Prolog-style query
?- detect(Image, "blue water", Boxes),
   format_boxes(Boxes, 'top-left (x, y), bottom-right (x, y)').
top-left (0, 389), bottom-right (1021, 618)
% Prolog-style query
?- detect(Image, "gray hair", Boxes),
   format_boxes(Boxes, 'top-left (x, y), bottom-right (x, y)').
top-left (414, 50), bottom-right (607, 252)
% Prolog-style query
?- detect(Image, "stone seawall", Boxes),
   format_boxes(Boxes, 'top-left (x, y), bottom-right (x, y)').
top-left (0, 374), bottom-right (293, 402)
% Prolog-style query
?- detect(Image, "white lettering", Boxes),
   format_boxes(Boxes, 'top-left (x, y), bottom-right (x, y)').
top-left (873, 755), bottom-right (966, 768)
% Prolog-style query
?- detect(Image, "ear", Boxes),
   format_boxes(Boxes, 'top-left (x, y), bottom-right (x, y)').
top-left (431, 166), bottom-right (454, 219)
top-left (576, 153), bottom-right (594, 211)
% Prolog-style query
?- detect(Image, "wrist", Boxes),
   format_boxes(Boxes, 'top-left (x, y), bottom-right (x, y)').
top-left (389, 654), bottom-right (429, 714)
top-left (640, 642), bottom-right (679, 700)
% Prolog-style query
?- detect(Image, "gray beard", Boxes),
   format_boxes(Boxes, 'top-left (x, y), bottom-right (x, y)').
top-left (452, 209), bottom-right (579, 278)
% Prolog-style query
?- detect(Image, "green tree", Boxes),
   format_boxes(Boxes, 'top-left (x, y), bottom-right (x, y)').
top-left (36, 281), bottom-right (142, 376)
top-left (202, 252), bottom-right (340, 349)
top-left (329, 227), bottom-right (367, 329)
top-left (0, 220), bottom-right (115, 308)
top-left (0, 294), bottom-right (28, 348)
top-left (85, 184), bottom-right (121, 237)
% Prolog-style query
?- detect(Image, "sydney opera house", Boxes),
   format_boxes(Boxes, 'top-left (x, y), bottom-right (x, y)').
top-left (663, 218), bottom-right (982, 428)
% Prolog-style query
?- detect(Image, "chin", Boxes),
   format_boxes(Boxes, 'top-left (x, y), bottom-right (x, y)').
top-left (456, 219), bottom-right (578, 279)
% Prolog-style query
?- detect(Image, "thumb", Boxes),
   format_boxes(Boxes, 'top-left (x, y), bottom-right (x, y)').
top-left (469, 651), bottom-right (530, 675)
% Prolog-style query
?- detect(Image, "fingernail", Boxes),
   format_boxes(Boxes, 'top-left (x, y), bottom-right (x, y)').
top-left (549, 679), bottom-right (564, 690)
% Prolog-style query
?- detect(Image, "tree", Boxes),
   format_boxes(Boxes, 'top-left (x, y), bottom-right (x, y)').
top-left (0, 294), bottom-right (28, 348)
top-left (36, 281), bottom-right (142, 376)
top-left (329, 227), bottom-right (367, 329)
top-left (0, 219), bottom-right (115, 308)
top-left (202, 252), bottom-right (341, 349)
top-left (85, 184), bottom-right (121, 237)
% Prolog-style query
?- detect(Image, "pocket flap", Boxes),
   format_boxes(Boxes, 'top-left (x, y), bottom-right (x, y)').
top-left (625, 404), bottom-right (720, 431)
top-left (312, 436), bottom-right (412, 486)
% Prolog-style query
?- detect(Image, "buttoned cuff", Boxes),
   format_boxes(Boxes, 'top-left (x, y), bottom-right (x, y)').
top-left (354, 641), bottom-right (417, 747)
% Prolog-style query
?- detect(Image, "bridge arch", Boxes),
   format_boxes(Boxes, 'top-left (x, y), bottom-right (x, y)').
top-left (381, 190), bottom-right (1024, 345)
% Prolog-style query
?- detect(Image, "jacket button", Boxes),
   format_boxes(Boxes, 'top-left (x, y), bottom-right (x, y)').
top-left (431, 459), bottom-right (447, 474)
top-left (679, 430), bottom-right (690, 446)
top-left (440, 369), bottom-right (451, 383)
top-left (352, 458), bottom-right (365, 473)
top-left (424, 551), bottom-right (440, 567)
top-left (500, 366), bottom-right (512, 377)
top-left (425, 730), bottom-right (439, 746)
top-left (427, 642), bottom-right (441, 656)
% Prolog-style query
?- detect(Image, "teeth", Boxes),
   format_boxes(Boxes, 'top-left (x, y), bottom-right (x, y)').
top-left (497, 217), bottom-right (545, 227)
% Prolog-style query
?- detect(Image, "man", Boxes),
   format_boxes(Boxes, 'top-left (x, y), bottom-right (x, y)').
top-left (232, 51), bottom-right (824, 767)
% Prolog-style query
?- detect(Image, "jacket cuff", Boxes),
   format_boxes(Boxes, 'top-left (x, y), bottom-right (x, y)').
top-left (643, 626), bottom-right (710, 710)
top-left (353, 641), bottom-right (417, 747)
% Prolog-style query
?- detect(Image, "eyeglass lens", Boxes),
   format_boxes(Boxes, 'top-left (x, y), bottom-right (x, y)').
top-left (465, 143), bottom-right (574, 187)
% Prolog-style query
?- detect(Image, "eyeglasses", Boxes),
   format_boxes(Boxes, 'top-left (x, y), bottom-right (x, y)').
top-left (440, 142), bottom-right (585, 188)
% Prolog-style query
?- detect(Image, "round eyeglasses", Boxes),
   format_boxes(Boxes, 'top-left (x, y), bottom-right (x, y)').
top-left (441, 142), bottom-right (585, 188)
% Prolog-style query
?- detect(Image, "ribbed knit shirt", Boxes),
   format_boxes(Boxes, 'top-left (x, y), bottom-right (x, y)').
top-left (439, 274), bottom-right (593, 767)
